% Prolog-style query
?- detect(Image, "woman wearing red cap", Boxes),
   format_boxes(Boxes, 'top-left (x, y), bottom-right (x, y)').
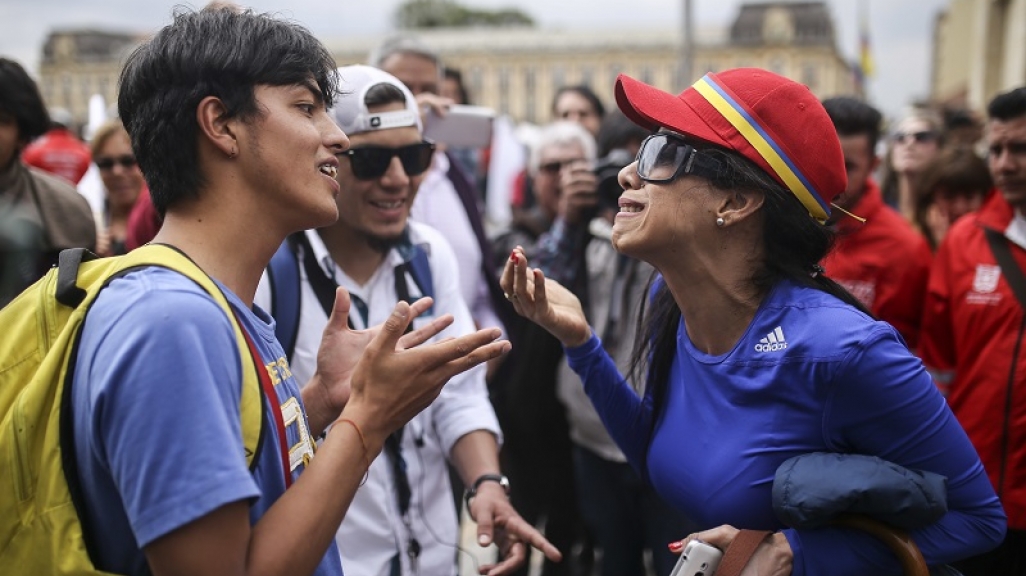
top-left (501, 68), bottom-right (1004, 575)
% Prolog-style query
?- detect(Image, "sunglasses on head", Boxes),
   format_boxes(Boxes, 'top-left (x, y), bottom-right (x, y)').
top-left (95, 155), bottom-right (137, 171)
top-left (636, 133), bottom-right (724, 183)
top-left (340, 141), bottom-right (435, 180)
top-left (892, 130), bottom-right (938, 145)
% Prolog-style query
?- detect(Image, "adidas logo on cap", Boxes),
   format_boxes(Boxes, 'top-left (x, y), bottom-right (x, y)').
top-left (754, 326), bottom-right (787, 352)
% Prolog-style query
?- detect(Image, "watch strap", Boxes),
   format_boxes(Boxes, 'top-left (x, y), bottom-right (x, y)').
top-left (464, 473), bottom-right (509, 509)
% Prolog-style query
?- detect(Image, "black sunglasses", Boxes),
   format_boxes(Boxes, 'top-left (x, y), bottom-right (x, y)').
top-left (636, 133), bottom-right (724, 184)
top-left (892, 130), bottom-right (938, 144)
top-left (95, 155), bottom-right (137, 171)
top-left (340, 141), bottom-right (435, 180)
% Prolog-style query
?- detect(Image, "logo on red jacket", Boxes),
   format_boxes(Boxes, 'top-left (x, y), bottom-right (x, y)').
top-left (967, 264), bottom-right (1002, 305)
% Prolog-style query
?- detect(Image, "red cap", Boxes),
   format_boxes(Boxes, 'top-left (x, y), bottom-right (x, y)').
top-left (615, 68), bottom-right (845, 222)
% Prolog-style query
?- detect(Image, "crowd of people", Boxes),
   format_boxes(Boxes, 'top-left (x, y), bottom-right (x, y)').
top-left (1, 4), bottom-right (1025, 576)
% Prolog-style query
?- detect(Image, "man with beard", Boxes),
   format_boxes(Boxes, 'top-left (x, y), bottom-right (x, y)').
top-left (256, 65), bottom-right (558, 576)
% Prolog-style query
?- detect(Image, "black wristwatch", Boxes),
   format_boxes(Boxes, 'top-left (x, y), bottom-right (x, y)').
top-left (464, 473), bottom-right (510, 509)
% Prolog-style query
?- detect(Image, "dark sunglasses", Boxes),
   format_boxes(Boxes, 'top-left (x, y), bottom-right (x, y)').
top-left (538, 158), bottom-right (586, 175)
top-left (340, 141), bottom-right (435, 180)
top-left (636, 133), bottom-right (724, 183)
top-left (892, 130), bottom-right (938, 144)
top-left (94, 155), bottom-right (137, 171)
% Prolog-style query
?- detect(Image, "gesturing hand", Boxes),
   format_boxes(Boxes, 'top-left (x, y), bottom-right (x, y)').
top-left (499, 246), bottom-right (591, 348)
top-left (470, 484), bottom-right (562, 575)
top-left (341, 298), bottom-right (510, 442)
top-left (304, 287), bottom-right (466, 436)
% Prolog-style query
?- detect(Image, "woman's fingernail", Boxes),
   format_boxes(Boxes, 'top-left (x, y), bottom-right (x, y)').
top-left (668, 540), bottom-right (683, 553)
top-left (511, 253), bottom-right (520, 264)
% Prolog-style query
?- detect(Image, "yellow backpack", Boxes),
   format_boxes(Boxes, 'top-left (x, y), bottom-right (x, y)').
top-left (0, 244), bottom-right (264, 575)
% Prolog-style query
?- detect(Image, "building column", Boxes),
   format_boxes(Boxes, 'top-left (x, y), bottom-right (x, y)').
top-left (999, 0), bottom-right (1026, 92)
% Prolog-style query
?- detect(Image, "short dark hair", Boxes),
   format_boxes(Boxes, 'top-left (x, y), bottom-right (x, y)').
top-left (0, 58), bottom-right (51, 145)
top-left (595, 109), bottom-right (648, 158)
top-left (821, 96), bottom-right (883, 154)
top-left (364, 82), bottom-right (408, 110)
top-left (443, 67), bottom-right (470, 105)
top-left (551, 85), bottom-right (606, 119)
top-left (118, 7), bottom-right (339, 216)
top-left (987, 87), bottom-right (1026, 122)
top-left (915, 146), bottom-right (992, 249)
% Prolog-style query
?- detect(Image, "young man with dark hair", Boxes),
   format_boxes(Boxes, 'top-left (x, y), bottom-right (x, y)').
top-left (0, 58), bottom-right (95, 306)
top-left (67, 8), bottom-right (507, 576)
top-left (921, 86), bottom-right (1026, 576)
top-left (819, 96), bottom-right (933, 348)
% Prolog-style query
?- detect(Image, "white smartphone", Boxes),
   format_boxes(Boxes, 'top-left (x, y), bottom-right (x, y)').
top-left (669, 540), bottom-right (723, 576)
top-left (423, 104), bottom-right (494, 148)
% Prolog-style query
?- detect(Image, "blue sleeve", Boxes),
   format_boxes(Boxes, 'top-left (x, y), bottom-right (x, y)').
top-left (785, 326), bottom-right (1006, 576)
top-left (80, 273), bottom-right (261, 547)
top-left (565, 334), bottom-right (654, 472)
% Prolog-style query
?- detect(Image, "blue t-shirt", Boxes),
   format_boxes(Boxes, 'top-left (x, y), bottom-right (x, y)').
top-left (566, 279), bottom-right (1005, 576)
top-left (71, 267), bottom-right (342, 576)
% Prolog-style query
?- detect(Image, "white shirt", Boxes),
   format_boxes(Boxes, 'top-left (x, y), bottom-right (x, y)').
top-left (255, 222), bottom-right (501, 576)
top-left (411, 151), bottom-right (505, 337)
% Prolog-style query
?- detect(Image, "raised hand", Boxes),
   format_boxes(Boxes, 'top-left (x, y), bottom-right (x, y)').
top-left (304, 287), bottom-right (478, 436)
top-left (341, 299), bottom-right (510, 443)
top-left (499, 246), bottom-right (591, 348)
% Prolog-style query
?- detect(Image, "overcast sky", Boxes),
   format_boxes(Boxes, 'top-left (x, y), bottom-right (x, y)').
top-left (0, 0), bottom-right (950, 120)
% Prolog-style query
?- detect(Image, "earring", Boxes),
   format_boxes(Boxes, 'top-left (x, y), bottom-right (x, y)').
top-left (228, 147), bottom-right (237, 159)
top-left (716, 217), bottom-right (725, 227)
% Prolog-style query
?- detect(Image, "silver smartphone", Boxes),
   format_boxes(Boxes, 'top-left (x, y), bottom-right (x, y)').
top-left (669, 540), bottom-right (723, 576)
top-left (423, 104), bottom-right (494, 148)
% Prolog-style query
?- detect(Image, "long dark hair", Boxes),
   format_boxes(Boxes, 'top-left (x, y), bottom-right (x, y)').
top-left (626, 146), bottom-right (872, 458)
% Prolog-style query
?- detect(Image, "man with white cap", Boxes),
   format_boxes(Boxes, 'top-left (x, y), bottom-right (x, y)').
top-left (256, 65), bottom-right (559, 576)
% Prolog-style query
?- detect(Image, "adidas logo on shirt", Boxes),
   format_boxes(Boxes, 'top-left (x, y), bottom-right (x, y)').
top-left (754, 326), bottom-right (787, 352)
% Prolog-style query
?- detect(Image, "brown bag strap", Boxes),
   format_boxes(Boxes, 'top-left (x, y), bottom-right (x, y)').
top-left (716, 529), bottom-right (772, 576)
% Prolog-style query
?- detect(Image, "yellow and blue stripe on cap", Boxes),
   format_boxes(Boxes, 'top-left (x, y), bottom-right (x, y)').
top-left (692, 74), bottom-right (831, 222)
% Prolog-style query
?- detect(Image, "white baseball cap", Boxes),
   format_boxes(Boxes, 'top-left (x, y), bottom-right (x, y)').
top-left (330, 65), bottom-right (422, 136)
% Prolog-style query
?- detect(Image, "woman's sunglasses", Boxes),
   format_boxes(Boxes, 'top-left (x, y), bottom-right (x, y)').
top-left (340, 141), bottom-right (436, 180)
top-left (892, 130), bottom-right (938, 145)
top-left (636, 133), bottom-right (724, 184)
top-left (94, 155), bottom-right (137, 171)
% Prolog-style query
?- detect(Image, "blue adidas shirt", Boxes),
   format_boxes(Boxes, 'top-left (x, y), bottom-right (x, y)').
top-left (566, 279), bottom-right (1004, 576)
top-left (71, 267), bottom-right (342, 576)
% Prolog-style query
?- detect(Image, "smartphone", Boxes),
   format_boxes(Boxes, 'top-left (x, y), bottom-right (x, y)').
top-left (423, 104), bottom-right (494, 148)
top-left (669, 540), bottom-right (723, 576)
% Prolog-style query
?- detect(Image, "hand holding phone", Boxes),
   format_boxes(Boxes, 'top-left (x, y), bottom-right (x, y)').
top-left (670, 540), bottom-right (723, 576)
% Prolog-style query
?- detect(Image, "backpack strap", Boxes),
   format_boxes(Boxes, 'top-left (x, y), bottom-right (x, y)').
top-left (91, 245), bottom-right (267, 472)
top-left (267, 235), bottom-right (302, 359)
top-left (55, 248), bottom-right (99, 307)
top-left (394, 228), bottom-right (434, 317)
top-left (984, 227), bottom-right (1026, 309)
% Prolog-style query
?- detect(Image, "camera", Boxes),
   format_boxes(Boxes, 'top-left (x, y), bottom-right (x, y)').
top-left (592, 148), bottom-right (633, 211)
top-left (669, 540), bottom-right (723, 576)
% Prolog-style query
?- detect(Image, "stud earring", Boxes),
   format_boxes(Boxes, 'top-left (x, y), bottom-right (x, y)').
top-left (716, 217), bottom-right (725, 227)
top-left (228, 147), bottom-right (237, 159)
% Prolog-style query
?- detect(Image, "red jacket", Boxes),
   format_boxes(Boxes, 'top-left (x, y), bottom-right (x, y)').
top-left (21, 128), bottom-right (91, 184)
top-left (921, 190), bottom-right (1026, 529)
top-left (821, 179), bottom-right (933, 348)
top-left (125, 186), bottom-right (162, 250)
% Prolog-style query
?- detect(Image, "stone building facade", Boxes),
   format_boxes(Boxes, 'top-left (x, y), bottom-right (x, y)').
top-left (37, 2), bottom-right (857, 126)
